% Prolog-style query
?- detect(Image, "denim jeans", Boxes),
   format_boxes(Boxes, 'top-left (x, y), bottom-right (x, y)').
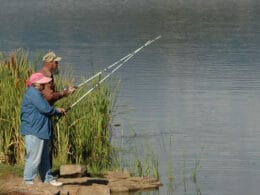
top-left (23, 135), bottom-right (54, 183)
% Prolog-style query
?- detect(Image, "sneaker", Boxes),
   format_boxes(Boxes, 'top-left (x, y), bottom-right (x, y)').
top-left (24, 180), bottom-right (34, 185)
top-left (49, 180), bottom-right (63, 187)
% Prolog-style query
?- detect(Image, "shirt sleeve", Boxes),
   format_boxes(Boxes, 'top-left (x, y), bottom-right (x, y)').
top-left (29, 89), bottom-right (60, 116)
top-left (41, 82), bottom-right (69, 105)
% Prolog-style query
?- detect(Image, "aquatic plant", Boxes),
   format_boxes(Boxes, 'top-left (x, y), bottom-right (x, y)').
top-left (0, 49), bottom-right (33, 164)
top-left (122, 141), bottom-right (160, 179)
top-left (52, 70), bottom-right (119, 170)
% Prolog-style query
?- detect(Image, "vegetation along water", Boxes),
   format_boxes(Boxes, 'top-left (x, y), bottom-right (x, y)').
top-left (0, 50), bottom-right (117, 175)
top-left (0, 49), bottom-right (162, 186)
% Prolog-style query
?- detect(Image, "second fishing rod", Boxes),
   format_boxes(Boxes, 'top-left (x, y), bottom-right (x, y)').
top-left (77, 35), bottom-right (162, 88)
top-left (66, 35), bottom-right (162, 112)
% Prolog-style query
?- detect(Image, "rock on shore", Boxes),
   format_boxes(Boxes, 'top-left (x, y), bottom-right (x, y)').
top-left (0, 164), bottom-right (162, 195)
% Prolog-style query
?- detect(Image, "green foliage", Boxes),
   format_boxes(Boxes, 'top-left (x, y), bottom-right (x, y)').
top-left (0, 49), bottom-right (34, 164)
top-left (52, 72), bottom-right (117, 171)
top-left (0, 163), bottom-right (24, 177)
top-left (0, 50), bottom-right (117, 173)
top-left (127, 148), bottom-right (159, 179)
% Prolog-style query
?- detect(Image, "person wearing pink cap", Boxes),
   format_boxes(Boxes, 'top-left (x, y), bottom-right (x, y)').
top-left (20, 72), bottom-right (65, 186)
top-left (39, 51), bottom-right (76, 105)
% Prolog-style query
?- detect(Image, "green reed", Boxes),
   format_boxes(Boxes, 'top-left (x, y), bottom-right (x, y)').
top-left (126, 142), bottom-right (159, 179)
top-left (53, 74), bottom-right (117, 173)
top-left (0, 49), bottom-right (34, 164)
top-left (0, 50), bottom-right (117, 173)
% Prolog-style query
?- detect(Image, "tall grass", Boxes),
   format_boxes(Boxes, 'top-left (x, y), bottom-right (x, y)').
top-left (53, 74), bottom-right (117, 172)
top-left (0, 49), bottom-right (33, 164)
top-left (0, 49), bottom-right (117, 173)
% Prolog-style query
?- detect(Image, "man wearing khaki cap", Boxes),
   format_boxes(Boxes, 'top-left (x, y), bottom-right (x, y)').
top-left (39, 51), bottom-right (76, 105)
top-left (39, 51), bottom-right (76, 168)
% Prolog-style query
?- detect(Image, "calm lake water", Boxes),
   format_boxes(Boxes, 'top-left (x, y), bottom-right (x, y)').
top-left (1, 0), bottom-right (260, 194)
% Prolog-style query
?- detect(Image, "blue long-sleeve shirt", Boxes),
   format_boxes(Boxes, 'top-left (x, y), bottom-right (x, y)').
top-left (20, 87), bottom-right (60, 139)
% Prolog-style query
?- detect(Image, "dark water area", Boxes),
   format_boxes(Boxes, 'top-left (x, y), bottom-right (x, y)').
top-left (1, 0), bottom-right (260, 194)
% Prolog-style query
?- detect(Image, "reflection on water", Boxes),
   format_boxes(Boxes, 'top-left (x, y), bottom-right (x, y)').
top-left (0, 0), bottom-right (260, 194)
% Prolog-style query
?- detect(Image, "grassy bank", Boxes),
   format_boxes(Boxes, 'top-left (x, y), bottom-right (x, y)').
top-left (0, 49), bottom-right (117, 174)
top-left (0, 163), bottom-right (23, 178)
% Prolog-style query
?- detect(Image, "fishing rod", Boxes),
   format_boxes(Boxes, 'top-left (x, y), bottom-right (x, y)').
top-left (76, 35), bottom-right (162, 88)
top-left (66, 35), bottom-right (162, 111)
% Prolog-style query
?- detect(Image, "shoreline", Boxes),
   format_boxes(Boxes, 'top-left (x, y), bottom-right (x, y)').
top-left (0, 169), bottom-right (162, 195)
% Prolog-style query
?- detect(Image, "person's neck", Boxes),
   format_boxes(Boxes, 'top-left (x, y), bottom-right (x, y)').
top-left (32, 83), bottom-right (43, 91)
top-left (41, 66), bottom-right (52, 77)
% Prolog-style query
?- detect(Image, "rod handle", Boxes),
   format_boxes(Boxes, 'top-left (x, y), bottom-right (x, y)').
top-left (65, 107), bottom-right (71, 113)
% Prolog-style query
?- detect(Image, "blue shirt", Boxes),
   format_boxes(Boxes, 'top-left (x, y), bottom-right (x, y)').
top-left (20, 87), bottom-right (60, 139)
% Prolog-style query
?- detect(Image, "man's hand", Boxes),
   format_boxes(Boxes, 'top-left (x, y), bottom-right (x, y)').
top-left (68, 86), bottom-right (77, 94)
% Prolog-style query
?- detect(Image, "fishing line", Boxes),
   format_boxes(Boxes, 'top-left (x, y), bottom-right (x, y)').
top-left (66, 35), bottom-right (162, 111)
top-left (76, 35), bottom-right (162, 88)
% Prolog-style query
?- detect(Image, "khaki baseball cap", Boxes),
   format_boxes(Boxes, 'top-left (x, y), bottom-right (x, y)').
top-left (42, 51), bottom-right (62, 63)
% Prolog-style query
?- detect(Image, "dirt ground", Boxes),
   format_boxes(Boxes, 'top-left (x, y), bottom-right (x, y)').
top-left (0, 171), bottom-right (162, 195)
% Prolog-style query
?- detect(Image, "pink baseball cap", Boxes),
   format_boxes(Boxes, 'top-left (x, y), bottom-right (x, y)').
top-left (26, 72), bottom-right (52, 87)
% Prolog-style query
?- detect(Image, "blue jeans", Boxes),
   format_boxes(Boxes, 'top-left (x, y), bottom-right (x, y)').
top-left (23, 135), bottom-right (54, 183)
